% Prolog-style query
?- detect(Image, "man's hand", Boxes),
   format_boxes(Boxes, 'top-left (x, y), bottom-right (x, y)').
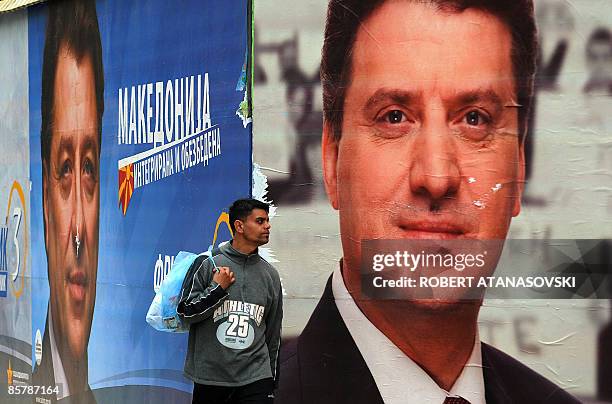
top-left (212, 267), bottom-right (235, 290)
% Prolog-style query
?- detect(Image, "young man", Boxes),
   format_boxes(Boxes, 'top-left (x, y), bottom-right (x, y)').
top-left (178, 199), bottom-right (283, 404)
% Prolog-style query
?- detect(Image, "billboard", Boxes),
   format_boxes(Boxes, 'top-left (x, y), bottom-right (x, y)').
top-left (1, 0), bottom-right (251, 402)
top-left (0, 7), bottom-right (32, 402)
top-left (253, 0), bottom-right (612, 402)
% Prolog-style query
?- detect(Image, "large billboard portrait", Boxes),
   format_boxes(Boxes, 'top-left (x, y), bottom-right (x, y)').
top-left (254, 0), bottom-right (612, 403)
top-left (25, 0), bottom-right (251, 402)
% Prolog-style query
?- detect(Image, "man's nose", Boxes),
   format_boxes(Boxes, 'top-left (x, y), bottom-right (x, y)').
top-left (72, 167), bottom-right (85, 257)
top-left (409, 120), bottom-right (460, 201)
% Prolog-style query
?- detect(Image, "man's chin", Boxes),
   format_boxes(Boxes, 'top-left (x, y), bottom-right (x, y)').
top-left (61, 314), bottom-right (92, 362)
top-left (64, 334), bottom-right (89, 364)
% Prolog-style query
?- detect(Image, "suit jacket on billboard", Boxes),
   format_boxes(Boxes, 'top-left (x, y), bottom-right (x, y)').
top-left (32, 313), bottom-right (193, 404)
top-left (277, 276), bottom-right (580, 404)
top-left (32, 314), bottom-right (96, 404)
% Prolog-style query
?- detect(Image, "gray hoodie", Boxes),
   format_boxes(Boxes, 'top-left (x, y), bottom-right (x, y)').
top-left (177, 242), bottom-right (283, 387)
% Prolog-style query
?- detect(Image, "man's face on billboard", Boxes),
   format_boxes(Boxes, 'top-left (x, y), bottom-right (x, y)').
top-left (323, 2), bottom-right (525, 281)
top-left (43, 45), bottom-right (99, 361)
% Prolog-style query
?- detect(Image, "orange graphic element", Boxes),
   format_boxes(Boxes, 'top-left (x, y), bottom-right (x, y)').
top-left (118, 164), bottom-right (134, 215)
top-left (7, 360), bottom-right (12, 385)
top-left (212, 212), bottom-right (233, 247)
top-left (6, 181), bottom-right (27, 300)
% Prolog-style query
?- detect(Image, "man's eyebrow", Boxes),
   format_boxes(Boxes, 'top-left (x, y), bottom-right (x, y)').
top-left (56, 132), bottom-right (99, 156)
top-left (452, 89), bottom-right (506, 113)
top-left (363, 88), bottom-right (421, 111)
top-left (57, 134), bottom-right (75, 155)
top-left (82, 134), bottom-right (99, 155)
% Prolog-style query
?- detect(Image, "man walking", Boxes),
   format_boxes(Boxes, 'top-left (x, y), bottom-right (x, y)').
top-left (178, 198), bottom-right (282, 404)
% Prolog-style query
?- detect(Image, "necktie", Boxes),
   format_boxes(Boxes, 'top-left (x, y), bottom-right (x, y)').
top-left (443, 396), bottom-right (471, 404)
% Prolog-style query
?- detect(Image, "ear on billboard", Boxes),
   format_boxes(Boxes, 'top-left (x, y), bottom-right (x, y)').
top-left (322, 122), bottom-right (339, 210)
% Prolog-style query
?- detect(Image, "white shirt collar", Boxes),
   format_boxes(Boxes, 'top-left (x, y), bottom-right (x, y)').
top-left (332, 266), bottom-right (486, 404)
top-left (48, 310), bottom-right (71, 399)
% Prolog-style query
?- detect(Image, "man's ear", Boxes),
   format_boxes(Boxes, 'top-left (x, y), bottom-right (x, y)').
top-left (233, 219), bottom-right (244, 235)
top-left (42, 162), bottom-right (50, 249)
top-left (513, 138), bottom-right (526, 217)
top-left (322, 122), bottom-right (339, 210)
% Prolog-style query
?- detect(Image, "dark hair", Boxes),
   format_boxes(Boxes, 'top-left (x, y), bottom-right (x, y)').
top-left (321, 0), bottom-right (537, 143)
top-left (40, 0), bottom-right (104, 167)
top-left (229, 199), bottom-right (270, 233)
top-left (586, 27), bottom-right (612, 60)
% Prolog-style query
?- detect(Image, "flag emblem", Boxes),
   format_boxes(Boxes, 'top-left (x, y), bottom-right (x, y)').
top-left (118, 163), bottom-right (134, 215)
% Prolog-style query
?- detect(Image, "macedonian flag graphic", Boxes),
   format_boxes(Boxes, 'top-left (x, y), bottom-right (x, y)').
top-left (118, 163), bottom-right (134, 215)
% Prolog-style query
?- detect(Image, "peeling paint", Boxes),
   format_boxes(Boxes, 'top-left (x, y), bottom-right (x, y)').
top-left (236, 91), bottom-right (252, 128)
top-left (252, 163), bottom-right (285, 296)
top-left (473, 199), bottom-right (486, 209)
top-left (252, 162), bottom-right (277, 218)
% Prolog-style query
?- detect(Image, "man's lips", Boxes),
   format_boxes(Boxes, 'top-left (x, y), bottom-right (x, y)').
top-left (67, 270), bottom-right (88, 303)
top-left (396, 214), bottom-right (474, 239)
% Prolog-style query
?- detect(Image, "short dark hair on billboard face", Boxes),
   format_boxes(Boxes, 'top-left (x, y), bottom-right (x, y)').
top-left (321, 0), bottom-right (537, 142)
top-left (40, 0), bottom-right (104, 167)
top-left (229, 199), bottom-right (270, 233)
